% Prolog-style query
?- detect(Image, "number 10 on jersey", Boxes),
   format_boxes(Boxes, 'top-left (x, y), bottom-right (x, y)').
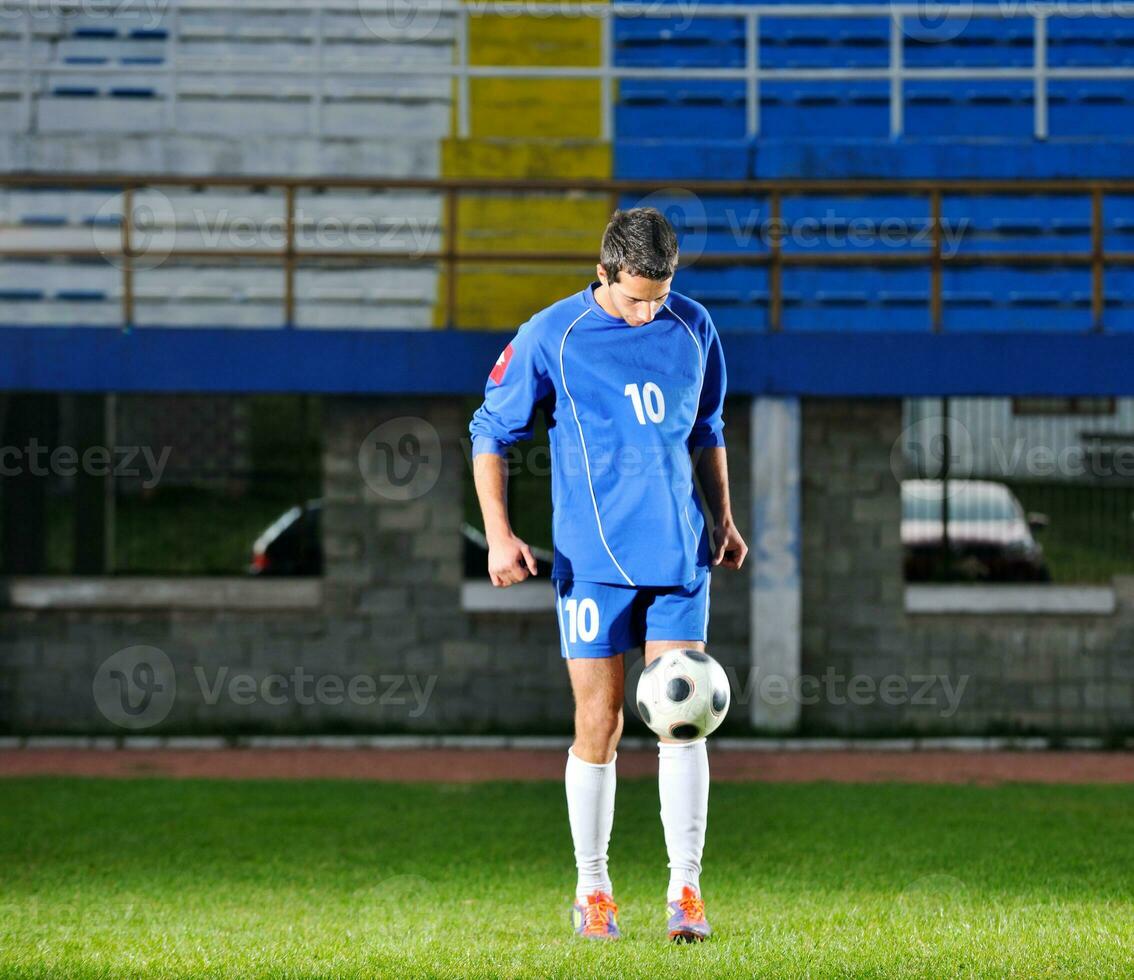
top-left (624, 382), bottom-right (665, 424)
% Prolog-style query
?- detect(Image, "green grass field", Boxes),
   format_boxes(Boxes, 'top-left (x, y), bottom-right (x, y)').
top-left (3, 779), bottom-right (1134, 978)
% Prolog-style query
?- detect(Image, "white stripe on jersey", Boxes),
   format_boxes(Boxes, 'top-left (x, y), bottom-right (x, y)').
top-left (559, 308), bottom-right (637, 587)
top-left (664, 303), bottom-right (706, 413)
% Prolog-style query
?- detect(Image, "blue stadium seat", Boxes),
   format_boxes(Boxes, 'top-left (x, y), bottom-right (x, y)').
top-left (785, 267), bottom-right (929, 296)
top-left (1048, 15), bottom-right (1134, 42)
top-left (1104, 194), bottom-right (1134, 250)
top-left (1049, 84), bottom-right (1134, 136)
top-left (678, 265), bottom-right (768, 303)
top-left (616, 105), bottom-right (745, 139)
top-left (614, 140), bottom-right (751, 180)
top-left (780, 304), bottom-right (928, 331)
top-left (613, 17), bottom-right (743, 45)
top-left (760, 83), bottom-right (890, 139)
top-left (617, 43), bottom-right (743, 68)
top-left (904, 83), bottom-right (1034, 138)
top-left (707, 306), bottom-right (764, 330)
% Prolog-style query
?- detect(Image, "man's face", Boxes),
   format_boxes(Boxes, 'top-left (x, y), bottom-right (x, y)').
top-left (598, 267), bottom-right (672, 327)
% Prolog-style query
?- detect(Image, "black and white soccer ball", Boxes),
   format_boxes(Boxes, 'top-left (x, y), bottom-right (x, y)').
top-left (635, 648), bottom-right (730, 742)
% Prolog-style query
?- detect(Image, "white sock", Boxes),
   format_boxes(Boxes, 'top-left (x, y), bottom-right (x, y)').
top-left (565, 746), bottom-right (617, 901)
top-left (658, 737), bottom-right (709, 902)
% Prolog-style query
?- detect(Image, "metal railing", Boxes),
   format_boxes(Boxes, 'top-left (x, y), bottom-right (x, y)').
top-left (2, 173), bottom-right (1133, 331)
top-left (2, 1), bottom-right (1134, 139)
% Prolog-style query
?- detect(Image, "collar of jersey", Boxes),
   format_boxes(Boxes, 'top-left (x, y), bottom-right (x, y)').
top-left (581, 280), bottom-right (649, 326)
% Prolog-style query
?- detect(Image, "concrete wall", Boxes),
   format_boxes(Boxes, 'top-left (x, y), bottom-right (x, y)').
top-left (0, 395), bottom-right (748, 737)
top-left (2, 394), bottom-right (1133, 737)
top-left (799, 398), bottom-right (1134, 736)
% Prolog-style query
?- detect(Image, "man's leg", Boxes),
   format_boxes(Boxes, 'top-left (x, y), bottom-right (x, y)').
top-left (644, 638), bottom-right (711, 906)
top-left (565, 653), bottom-right (625, 903)
top-left (556, 577), bottom-right (637, 938)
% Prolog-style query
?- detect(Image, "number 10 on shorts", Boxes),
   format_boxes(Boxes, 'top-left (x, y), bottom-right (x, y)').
top-left (563, 597), bottom-right (600, 643)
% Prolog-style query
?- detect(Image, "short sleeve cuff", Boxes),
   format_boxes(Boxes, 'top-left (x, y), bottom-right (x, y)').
top-left (688, 428), bottom-right (726, 449)
top-left (471, 434), bottom-right (511, 457)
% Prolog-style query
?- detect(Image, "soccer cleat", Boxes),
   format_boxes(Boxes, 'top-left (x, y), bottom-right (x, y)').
top-left (667, 885), bottom-right (712, 943)
top-left (571, 890), bottom-right (621, 940)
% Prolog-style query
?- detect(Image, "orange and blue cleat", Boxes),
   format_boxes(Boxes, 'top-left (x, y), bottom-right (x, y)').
top-left (666, 885), bottom-right (712, 943)
top-left (571, 890), bottom-right (621, 940)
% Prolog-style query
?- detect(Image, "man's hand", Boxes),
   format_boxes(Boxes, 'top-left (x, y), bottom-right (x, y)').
top-left (711, 519), bottom-right (748, 570)
top-left (488, 532), bottom-right (539, 587)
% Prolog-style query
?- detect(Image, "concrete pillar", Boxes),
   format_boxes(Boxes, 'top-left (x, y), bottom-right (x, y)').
top-left (749, 397), bottom-right (802, 731)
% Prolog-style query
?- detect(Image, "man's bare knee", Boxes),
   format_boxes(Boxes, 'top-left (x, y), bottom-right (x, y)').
top-left (574, 704), bottom-right (623, 763)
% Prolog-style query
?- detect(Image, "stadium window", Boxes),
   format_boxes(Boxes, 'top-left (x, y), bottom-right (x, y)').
top-left (460, 394), bottom-right (554, 608)
top-left (901, 397), bottom-right (1134, 587)
top-left (0, 392), bottom-right (322, 576)
top-left (1012, 397), bottom-right (1117, 417)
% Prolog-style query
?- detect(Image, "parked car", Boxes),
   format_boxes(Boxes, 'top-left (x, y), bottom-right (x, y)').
top-left (249, 499), bottom-right (323, 576)
top-left (249, 498), bottom-right (554, 579)
top-left (902, 479), bottom-right (1051, 582)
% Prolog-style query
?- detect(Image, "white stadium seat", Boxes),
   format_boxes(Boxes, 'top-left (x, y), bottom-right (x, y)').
top-left (0, 2), bottom-right (453, 328)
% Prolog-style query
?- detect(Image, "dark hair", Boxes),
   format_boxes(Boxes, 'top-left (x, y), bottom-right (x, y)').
top-left (599, 207), bottom-right (679, 283)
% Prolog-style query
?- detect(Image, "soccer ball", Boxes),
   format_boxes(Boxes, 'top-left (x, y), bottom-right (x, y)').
top-left (635, 648), bottom-right (731, 742)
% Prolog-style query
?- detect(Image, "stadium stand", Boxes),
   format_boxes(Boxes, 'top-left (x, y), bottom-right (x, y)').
top-left (1, 0), bottom-right (1132, 333)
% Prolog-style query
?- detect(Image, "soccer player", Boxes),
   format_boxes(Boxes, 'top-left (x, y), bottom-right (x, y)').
top-left (468, 207), bottom-right (747, 943)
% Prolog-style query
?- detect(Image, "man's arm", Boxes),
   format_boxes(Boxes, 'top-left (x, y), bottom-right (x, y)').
top-left (472, 452), bottom-right (539, 588)
top-left (694, 445), bottom-right (748, 571)
top-left (468, 323), bottom-right (551, 588)
top-left (688, 315), bottom-right (747, 571)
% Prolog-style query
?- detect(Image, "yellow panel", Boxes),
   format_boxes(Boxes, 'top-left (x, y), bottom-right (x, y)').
top-left (441, 138), bottom-right (610, 180)
top-left (468, 79), bottom-right (601, 140)
top-left (435, 266), bottom-right (597, 331)
top-left (469, 14), bottom-right (600, 67)
top-left (437, 1), bottom-right (611, 331)
top-left (456, 195), bottom-right (610, 253)
top-left (466, 5), bottom-right (603, 140)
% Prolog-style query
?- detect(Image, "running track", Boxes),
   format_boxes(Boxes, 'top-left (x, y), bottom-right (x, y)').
top-left (4, 749), bottom-right (1134, 783)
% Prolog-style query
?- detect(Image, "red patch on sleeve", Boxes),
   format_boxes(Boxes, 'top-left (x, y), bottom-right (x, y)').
top-left (489, 342), bottom-right (515, 384)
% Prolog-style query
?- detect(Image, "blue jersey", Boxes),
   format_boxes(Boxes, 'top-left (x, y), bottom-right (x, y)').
top-left (469, 280), bottom-right (727, 587)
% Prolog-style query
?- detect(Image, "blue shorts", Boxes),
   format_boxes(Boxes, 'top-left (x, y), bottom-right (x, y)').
top-left (553, 570), bottom-right (711, 659)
